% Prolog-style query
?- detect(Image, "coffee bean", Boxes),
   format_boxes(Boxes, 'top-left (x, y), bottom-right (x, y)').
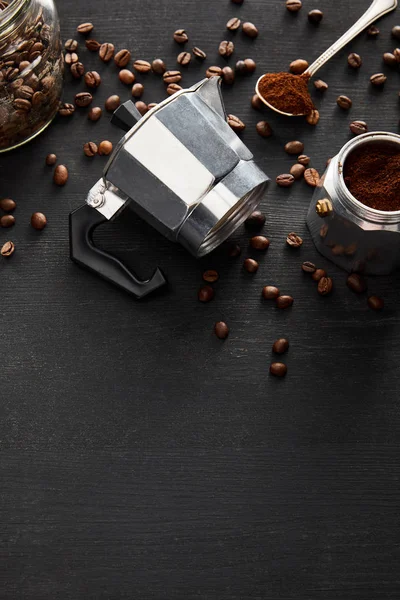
top-left (192, 47), bottom-right (207, 60)
top-left (392, 25), bottom-right (400, 39)
top-left (370, 72), bottom-right (386, 86)
top-left (206, 66), bottom-right (222, 78)
top-left (250, 236), bottom-right (270, 250)
top-left (152, 58), bottom-right (166, 74)
top-left (84, 70), bottom-right (101, 88)
top-left (312, 268), bottom-right (326, 282)
top-left (174, 29), bottom-right (188, 44)
top-left (235, 60), bottom-right (247, 75)
top-left (262, 286), bottom-right (280, 300)
top-left (65, 52), bottom-right (78, 65)
top-left (167, 83), bottom-right (182, 95)
top-left (75, 92), bottom-right (93, 107)
top-left (289, 59), bottom-right (309, 74)
top-left (276, 295), bottom-right (294, 309)
top-left (45, 154), bottom-right (57, 166)
top-left (285, 140), bottom-right (304, 155)
top-left (88, 106), bottom-right (102, 121)
top-left (65, 39), bottom-right (78, 52)
top-left (83, 141), bottom-right (98, 157)
top-left (99, 42), bottom-right (114, 62)
top-left (214, 322), bottom-right (229, 340)
top-left (290, 163), bottom-right (305, 179)
top-left (251, 94), bottom-right (263, 109)
top-left (53, 165), bottom-right (68, 186)
top-left (15, 85), bottom-right (34, 100)
top-left (277, 173), bottom-right (295, 187)
top-left (222, 66), bottom-right (235, 84)
top-left (367, 25), bottom-right (379, 37)
top-left (350, 120), bottom-right (368, 135)
top-left (286, 232), bottom-right (303, 248)
top-left (244, 58), bottom-right (256, 73)
top-left (304, 168), bottom-right (320, 187)
top-left (32, 91), bottom-right (45, 107)
top-left (306, 109), bottom-right (320, 125)
top-left (135, 101), bottom-right (148, 115)
top-left (147, 103), bottom-right (158, 110)
top-left (383, 52), bottom-right (397, 66)
top-left (242, 22), bottom-right (258, 38)
top-left (346, 273), bottom-right (367, 293)
top-left (227, 17), bottom-right (241, 30)
top-left (394, 48), bottom-right (400, 62)
top-left (0, 215), bottom-right (15, 228)
top-left (19, 61), bottom-right (30, 71)
top-left (313, 79), bottom-right (328, 91)
top-left (297, 154), bottom-right (310, 166)
top-left (30, 212), bottom-right (46, 230)
top-left (71, 62), bottom-right (84, 79)
top-left (131, 83), bottom-right (144, 98)
top-left (318, 276), bottom-right (333, 295)
top-left (1, 241), bottom-right (15, 257)
top-left (348, 52), bottom-right (362, 68)
top-left (98, 140), bottom-right (113, 156)
top-left (198, 285), bottom-right (214, 302)
top-left (337, 95), bottom-right (352, 109)
top-left (273, 338), bottom-right (289, 354)
top-left (286, 0), bottom-right (302, 12)
top-left (114, 49), bottom-right (131, 68)
top-left (58, 103), bottom-right (75, 117)
top-left (13, 98), bottom-right (31, 111)
top-left (105, 95), bottom-right (120, 112)
top-left (368, 295), bottom-right (384, 310)
top-left (308, 9), bottom-right (323, 24)
top-left (163, 70), bottom-right (182, 83)
top-left (119, 69), bottom-right (135, 85)
top-left (86, 39), bottom-right (101, 51)
top-left (228, 243), bottom-right (241, 257)
top-left (302, 261), bottom-right (316, 273)
top-left (177, 51), bottom-right (191, 65)
top-left (203, 270), bottom-right (219, 283)
top-left (245, 211), bottom-right (266, 230)
top-left (219, 40), bottom-right (234, 57)
top-left (133, 59), bottom-right (152, 73)
top-left (256, 121), bottom-right (272, 137)
top-left (77, 22), bottom-right (93, 34)
top-left (227, 114), bottom-right (245, 131)
top-left (270, 362), bottom-right (287, 377)
top-left (243, 258), bottom-right (259, 273)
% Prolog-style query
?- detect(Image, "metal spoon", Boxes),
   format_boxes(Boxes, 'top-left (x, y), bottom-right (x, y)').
top-left (255, 0), bottom-right (398, 116)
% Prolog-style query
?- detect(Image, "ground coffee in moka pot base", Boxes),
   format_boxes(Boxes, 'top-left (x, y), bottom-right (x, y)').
top-left (258, 72), bottom-right (315, 115)
top-left (344, 143), bottom-right (400, 212)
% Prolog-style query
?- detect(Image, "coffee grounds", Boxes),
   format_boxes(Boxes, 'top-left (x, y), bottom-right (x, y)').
top-left (258, 72), bottom-right (315, 115)
top-left (344, 144), bottom-right (400, 212)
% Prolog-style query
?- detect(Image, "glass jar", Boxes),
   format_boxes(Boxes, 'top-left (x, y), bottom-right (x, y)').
top-left (307, 131), bottom-right (400, 275)
top-left (0, 0), bottom-right (63, 152)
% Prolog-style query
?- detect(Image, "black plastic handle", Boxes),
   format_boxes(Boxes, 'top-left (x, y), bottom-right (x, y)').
top-left (69, 204), bottom-right (167, 299)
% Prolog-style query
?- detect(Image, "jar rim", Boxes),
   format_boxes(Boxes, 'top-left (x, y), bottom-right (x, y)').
top-left (0, 0), bottom-right (30, 35)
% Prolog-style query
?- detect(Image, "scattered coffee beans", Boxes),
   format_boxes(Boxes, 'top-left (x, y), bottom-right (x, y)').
top-left (348, 52), bottom-right (362, 68)
top-left (30, 212), bottom-right (47, 230)
top-left (318, 276), bottom-right (333, 295)
top-left (0, 198), bottom-right (16, 212)
top-left (88, 107), bottom-right (102, 121)
top-left (84, 71), bottom-right (101, 88)
top-left (244, 58), bottom-right (257, 73)
top-left (367, 25), bottom-right (379, 37)
top-left (290, 164), bottom-right (306, 180)
top-left (105, 95), bottom-right (120, 112)
top-left (298, 155), bottom-right (310, 166)
top-left (304, 168), bottom-right (320, 187)
top-left (135, 101), bottom-right (148, 115)
top-left (206, 66), bottom-right (222, 78)
top-left (289, 59), bottom-right (309, 74)
top-left (222, 66), bottom-right (235, 84)
top-left (77, 22), bottom-right (93, 35)
top-left (227, 17), bottom-right (241, 30)
top-left (167, 83), bottom-right (182, 95)
top-left (273, 338), bottom-right (289, 354)
top-left (276, 295), bottom-right (294, 309)
top-left (227, 114), bottom-right (245, 131)
top-left (131, 83), bottom-right (144, 98)
top-left (262, 286), bottom-right (280, 300)
top-left (368, 295), bottom-right (384, 310)
top-left (58, 103), bottom-right (75, 117)
top-left (214, 322), bottom-right (229, 339)
top-left (54, 165), bottom-right (68, 186)
top-left (203, 270), bottom-right (219, 283)
top-left (285, 140), bottom-right (304, 155)
top-left (75, 92), bottom-right (93, 107)
top-left (1, 241), bottom-right (15, 257)
top-left (98, 140), bottom-right (113, 156)
top-left (370, 73), bottom-right (386, 86)
top-left (99, 42), bottom-right (114, 62)
top-left (86, 39), bottom-right (100, 51)
top-left (306, 109), bottom-right (320, 125)
top-left (45, 154), bottom-right (57, 166)
top-left (244, 258), bottom-right (259, 273)
top-left (337, 95), bottom-right (352, 109)
top-left (228, 243), bottom-right (241, 258)
top-left (198, 285), bottom-right (214, 302)
top-left (242, 22), bottom-right (259, 38)
top-left (312, 269), bottom-right (327, 282)
top-left (177, 51), bottom-right (191, 65)
top-left (0, 215), bottom-right (15, 228)
top-left (393, 48), bottom-right (400, 62)
top-left (65, 39), bottom-right (78, 52)
top-left (119, 69), bottom-right (135, 85)
top-left (392, 25), bottom-right (400, 39)
top-left (270, 362), bottom-right (287, 377)
top-left (302, 261), bottom-right (316, 273)
top-left (276, 174), bottom-right (295, 187)
top-left (65, 52), bottom-right (78, 65)
top-left (308, 9), bottom-right (323, 24)
top-left (152, 58), bottom-right (167, 74)
top-left (174, 29), bottom-right (188, 44)
top-left (71, 62), bottom-right (85, 79)
top-left (383, 52), bottom-right (397, 66)
top-left (114, 49), bottom-right (131, 68)
top-left (350, 120), bottom-right (368, 135)
top-left (286, 0), bottom-right (302, 12)
top-left (250, 236), bottom-right (270, 250)
top-left (83, 141), bottom-right (98, 157)
top-left (163, 70), bottom-right (182, 83)
top-left (219, 40), bottom-right (234, 57)
top-left (251, 94), bottom-right (263, 110)
top-left (286, 232), bottom-right (303, 248)
top-left (256, 121), bottom-right (272, 137)
top-left (235, 60), bottom-right (247, 74)
top-left (314, 79), bottom-right (328, 91)
top-left (347, 273), bottom-right (367, 293)
top-left (245, 211), bottom-right (266, 230)
top-left (193, 47), bottom-right (207, 60)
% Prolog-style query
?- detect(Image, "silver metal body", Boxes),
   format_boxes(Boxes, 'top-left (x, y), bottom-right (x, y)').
top-left (307, 131), bottom-right (400, 275)
top-left (86, 77), bottom-right (269, 257)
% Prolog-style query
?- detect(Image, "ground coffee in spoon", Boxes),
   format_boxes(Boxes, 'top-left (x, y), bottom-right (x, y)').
top-left (258, 72), bottom-right (315, 115)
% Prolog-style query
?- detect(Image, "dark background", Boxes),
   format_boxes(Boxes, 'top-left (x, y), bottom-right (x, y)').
top-left (1, 0), bottom-right (400, 598)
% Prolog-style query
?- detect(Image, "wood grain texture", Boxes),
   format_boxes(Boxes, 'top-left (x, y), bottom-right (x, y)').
top-left (1, 0), bottom-right (400, 598)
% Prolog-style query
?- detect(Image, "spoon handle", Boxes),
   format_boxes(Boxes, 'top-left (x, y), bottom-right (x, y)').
top-left (305, 0), bottom-right (397, 77)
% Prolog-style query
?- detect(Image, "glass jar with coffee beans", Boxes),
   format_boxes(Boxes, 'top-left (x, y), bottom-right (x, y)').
top-left (0, 0), bottom-right (63, 152)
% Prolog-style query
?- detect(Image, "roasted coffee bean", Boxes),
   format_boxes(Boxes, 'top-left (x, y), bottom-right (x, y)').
top-left (0, 215), bottom-right (15, 228)
top-left (394, 48), bottom-right (400, 62)
top-left (337, 95), bottom-right (352, 109)
top-left (276, 174), bottom-right (295, 187)
top-left (368, 295), bottom-right (384, 310)
top-left (262, 286), bottom-right (280, 300)
top-left (192, 47), bottom-right (207, 60)
top-left (13, 98), bottom-right (31, 112)
top-left (251, 94), bottom-right (263, 109)
top-left (256, 121), bottom-right (272, 137)
top-left (53, 165), bottom-right (68, 186)
top-left (75, 92), bottom-right (93, 107)
top-left (15, 85), bottom-right (34, 100)
top-left (347, 273), bottom-right (367, 293)
top-left (243, 258), bottom-right (259, 273)
top-left (392, 25), bottom-right (400, 39)
top-left (227, 17), bottom-right (241, 30)
top-left (270, 363), bottom-right (287, 377)
top-left (314, 79), bottom-right (328, 91)
top-left (83, 141), bottom-right (98, 157)
top-left (227, 243), bottom-right (241, 257)
top-left (219, 40), bottom-right (234, 57)
top-left (242, 22), bottom-right (259, 38)
top-left (286, 0), bottom-right (302, 12)
top-left (290, 163), bottom-right (306, 180)
top-left (174, 29), bottom-right (188, 44)
top-left (99, 42), bottom-right (114, 62)
top-left (206, 66), bottom-right (222, 78)
top-left (306, 109), bottom-right (320, 125)
top-left (86, 39), bottom-right (101, 51)
top-left (302, 261), bottom-right (316, 273)
top-left (58, 103), bottom-right (75, 117)
top-left (367, 25), bottom-right (379, 36)
top-left (245, 211), bottom-right (266, 230)
top-left (30, 212), bottom-right (47, 230)
top-left (1, 241), bottom-right (15, 257)
top-left (383, 52), bottom-right (397, 66)
top-left (135, 101), bottom-right (148, 114)
top-left (77, 22), bottom-right (93, 34)
top-left (318, 276), bottom-right (333, 295)
top-left (350, 120), bottom-right (368, 135)
top-left (289, 59), bottom-right (309, 74)
top-left (152, 58), bottom-right (167, 74)
top-left (105, 95), bottom-right (120, 112)
top-left (285, 140), bottom-right (304, 155)
top-left (304, 168), bottom-right (320, 187)
top-left (19, 61), bottom-right (31, 71)
top-left (273, 338), bottom-right (289, 354)
top-left (133, 59), bottom-right (151, 73)
top-left (308, 9), bottom-right (323, 24)
top-left (244, 58), bottom-right (256, 73)
top-left (167, 83), bottom-right (182, 95)
top-left (65, 52), bottom-right (78, 65)
top-left (203, 269), bottom-right (219, 283)
top-left (214, 322), bottom-right (229, 340)
top-left (235, 60), bottom-right (247, 74)
top-left (114, 49), bottom-right (131, 68)
top-left (163, 70), bottom-right (182, 83)
top-left (45, 154), bottom-right (57, 166)
top-left (65, 39), bottom-right (78, 52)
top-left (119, 69), bottom-right (135, 85)
top-left (88, 106), bottom-right (102, 121)
top-left (286, 232), bottom-right (303, 248)
top-left (98, 140), bottom-right (113, 156)
top-left (298, 154), bottom-right (310, 166)
top-left (348, 52), bottom-right (362, 68)
top-left (276, 295), bottom-right (294, 309)
top-left (227, 114), bottom-right (245, 131)
top-left (177, 51), bottom-right (191, 65)
top-left (131, 83), bottom-right (144, 97)
top-left (71, 62), bottom-right (84, 78)
top-left (198, 285), bottom-right (214, 302)
top-left (312, 268), bottom-right (326, 282)
top-left (222, 66), bottom-right (235, 84)
top-left (370, 72), bottom-right (386, 86)
top-left (250, 236), bottom-right (270, 250)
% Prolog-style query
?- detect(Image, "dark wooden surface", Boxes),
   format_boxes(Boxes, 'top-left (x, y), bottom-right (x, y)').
top-left (1, 0), bottom-right (400, 598)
